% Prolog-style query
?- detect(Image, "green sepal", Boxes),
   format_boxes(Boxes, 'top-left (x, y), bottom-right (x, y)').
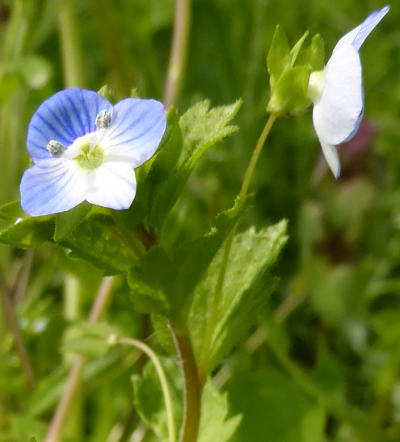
top-left (290, 30), bottom-right (310, 66)
top-left (267, 25), bottom-right (291, 89)
top-left (297, 34), bottom-right (325, 71)
top-left (97, 84), bottom-right (117, 103)
top-left (267, 65), bottom-right (311, 115)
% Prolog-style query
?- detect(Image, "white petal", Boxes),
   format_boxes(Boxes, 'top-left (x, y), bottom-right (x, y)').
top-left (320, 141), bottom-right (341, 178)
top-left (313, 44), bottom-right (362, 146)
top-left (334, 6), bottom-right (390, 52)
top-left (85, 162), bottom-right (136, 210)
top-left (20, 161), bottom-right (86, 216)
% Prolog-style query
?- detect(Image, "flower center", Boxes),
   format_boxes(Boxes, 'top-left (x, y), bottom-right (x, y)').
top-left (75, 142), bottom-right (104, 170)
top-left (307, 70), bottom-right (325, 103)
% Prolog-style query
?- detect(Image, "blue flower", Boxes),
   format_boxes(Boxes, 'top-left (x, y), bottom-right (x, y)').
top-left (20, 88), bottom-right (166, 216)
top-left (308, 6), bottom-right (389, 178)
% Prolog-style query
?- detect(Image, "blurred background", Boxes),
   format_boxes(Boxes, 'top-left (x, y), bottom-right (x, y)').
top-left (1, 0), bottom-right (400, 441)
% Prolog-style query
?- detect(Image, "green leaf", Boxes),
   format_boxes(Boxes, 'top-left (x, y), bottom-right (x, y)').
top-left (267, 25), bottom-right (291, 89)
top-left (198, 380), bottom-right (242, 442)
top-left (0, 214), bottom-right (54, 248)
top-left (297, 34), bottom-right (325, 71)
top-left (290, 30), bottom-right (309, 66)
top-left (179, 99), bottom-right (242, 166)
top-left (129, 197), bottom-right (249, 321)
top-left (54, 202), bottom-right (91, 242)
top-left (146, 100), bottom-right (241, 234)
top-left (62, 212), bottom-right (137, 274)
top-left (227, 369), bottom-right (326, 442)
top-left (97, 84), bottom-right (117, 103)
top-left (267, 65), bottom-right (311, 115)
top-left (190, 220), bottom-right (288, 373)
top-left (132, 356), bottom-right (182, 441)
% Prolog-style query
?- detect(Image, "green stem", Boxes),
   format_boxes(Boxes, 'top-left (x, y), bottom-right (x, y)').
top-left (164, 0), bottom-right (191, 107)
top-left (170, 324), bottom-right (202, 442)
top-left (118, 336), bottom-right (176, 442)
top-left (58, 0), bottom-right (85, 87)
top-left (44, 276), bottom-right (115, 442)
top-left (198, 114), bottom-right (277, 381)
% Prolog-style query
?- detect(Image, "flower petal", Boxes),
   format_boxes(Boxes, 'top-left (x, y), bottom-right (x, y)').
top-left (313, 44), bottom-right (362, 146)
top-left (320, 141), bottom-right (341, 178)
top-left (102, 98), bottom-right (166, 167)
top-left (334, 6), bottom-right (389, 52)
top-left (20, 161), bottom-right (86, 216)
top-left (27, 88), bottom-right (112, 162)
top-left (85, 162), bottom-right (136, 210)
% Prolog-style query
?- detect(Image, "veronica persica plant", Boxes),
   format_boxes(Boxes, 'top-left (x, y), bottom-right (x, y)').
top-left (20, 88), bottom-right (166, 216)
top-left (308, 6), bottom-right (390, 178)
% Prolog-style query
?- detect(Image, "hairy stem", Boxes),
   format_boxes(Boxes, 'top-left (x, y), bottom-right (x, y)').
top-left (164, 0), bottom-right (191, 107)
top-left (198, 114), bottom-right (277, 381)
top-left (44, 276), bottom-right (115, 442)
top-left (118, 336), bottom-right (176, 442)
top-left (170, 324), bottom-right (202, 442)
top-left (58, 0), bottom-right (85, 87)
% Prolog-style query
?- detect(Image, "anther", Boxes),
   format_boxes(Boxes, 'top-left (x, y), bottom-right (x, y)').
top-left (95, 109), bottom-right (112, 129)
top-left (46, 140), bottom-right (65, 157)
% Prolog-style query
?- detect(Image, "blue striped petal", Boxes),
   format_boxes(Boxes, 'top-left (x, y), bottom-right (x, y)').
top-left (27, 88), bottom-right (112, 162)
top-left (20, 161), bottom-right (86, 216)
top-left (102, 98), bottom-right (166, 167)
top-left (334, 6), bottom-right (390, 53)
top-left (85, 162), bottom-right (136, 210)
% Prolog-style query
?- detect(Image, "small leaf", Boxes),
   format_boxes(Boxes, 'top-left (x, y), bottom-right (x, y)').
top-left (54, 201), bottom-right (91, 242)
top-left (297, 34), bottom-right (325, 71)
top-left (267, 66), bottom-right (311, 114)
top-left (180, 99), bottom-right (242, 166)
top-left (267, 25), bottom-right (291, 89)
top-left (0, 215), bottom-right (54, 248)
top-left (198, 380), bottom-right (242, 442)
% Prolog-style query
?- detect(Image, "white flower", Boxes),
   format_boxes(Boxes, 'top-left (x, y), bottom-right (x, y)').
top-left (309, 6), bottom-right (390, 178)
top-left (20, 88), bottom-right (166, 216)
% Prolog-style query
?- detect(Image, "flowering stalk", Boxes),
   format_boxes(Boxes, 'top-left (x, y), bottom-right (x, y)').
top-left (199, 114), bottom-right (277, 382)
top-left (117, 336), bottom-right (176, 442)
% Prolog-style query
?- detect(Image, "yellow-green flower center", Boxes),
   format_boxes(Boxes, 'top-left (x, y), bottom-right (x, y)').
top-left (75, 143), bottom-right (104, 169)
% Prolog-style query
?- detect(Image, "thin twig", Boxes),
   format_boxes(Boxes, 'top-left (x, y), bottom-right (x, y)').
top-left (44, 276), bottom-right (115, 442)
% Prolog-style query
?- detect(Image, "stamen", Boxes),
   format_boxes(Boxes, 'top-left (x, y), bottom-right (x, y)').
top-left (46, 140), bottom-right (65, 157)
top-left (95, 109), bottom-right (112, 129)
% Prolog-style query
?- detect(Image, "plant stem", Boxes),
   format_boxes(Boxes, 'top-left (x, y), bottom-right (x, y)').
top-left (170, 324), bottom-right (202, 442)
top-left (164, 0), bottom-right (191, 107)
top-left (118, 336), bottom-right (176, 442)
top-left (58, 0), bottom-right (85, 87)
top-left (44, 276), bottom-right (115, 442)
top-left (0, 282), bottom-right (35, 390)
top-left (198, 114), bottom-right (277, 381)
